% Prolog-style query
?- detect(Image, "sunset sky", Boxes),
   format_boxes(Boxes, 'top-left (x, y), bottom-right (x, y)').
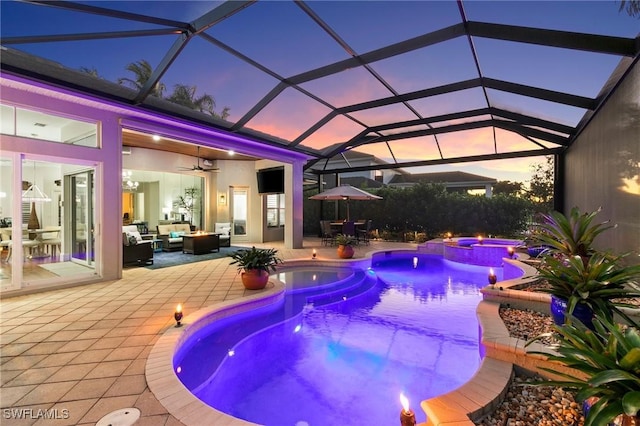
top-left (2, 1), bottom-right (638, 184)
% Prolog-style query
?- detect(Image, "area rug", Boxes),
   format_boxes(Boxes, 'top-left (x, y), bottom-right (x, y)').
top-left (142, 246), bottom-right (243, 270)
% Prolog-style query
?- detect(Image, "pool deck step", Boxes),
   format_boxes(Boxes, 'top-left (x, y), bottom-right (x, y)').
top-left (420, 357), bottom-right (514, 425)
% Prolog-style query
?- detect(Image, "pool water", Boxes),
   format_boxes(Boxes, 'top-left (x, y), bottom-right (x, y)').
top-left (174, 254), bottom-right (502, 425)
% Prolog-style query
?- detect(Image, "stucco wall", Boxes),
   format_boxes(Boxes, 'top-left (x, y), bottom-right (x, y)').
top-left (564, 59), bottom-right (640, 261)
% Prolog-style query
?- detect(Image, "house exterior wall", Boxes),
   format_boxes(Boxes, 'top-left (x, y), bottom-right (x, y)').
top-left (564, 60), bottom-right (640, 261)
top-left (1, 72), bottom-right (308, 292)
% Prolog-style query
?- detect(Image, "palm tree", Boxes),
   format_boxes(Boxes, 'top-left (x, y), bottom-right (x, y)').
top-left (167, 84), bottom-right (230, 120)
top-left (117, 59), bottom-right (165, 98)
top-left (78, 67), bottom-right (101, 78)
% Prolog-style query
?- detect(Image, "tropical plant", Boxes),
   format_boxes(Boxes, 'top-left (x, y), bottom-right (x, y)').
top-left (78, 66), bottom-right (101, 78)
top-left (619, 0), bottom-right (640, 17)
top-left (335, 234), bottom-right (355, 246)
top-left (166, 84), bottom-right (230, 120)
top-left (526, 156), bottom-right (554, 213)
top-left (527, 313), bottom-right (640, 426)
top-left (530, 207), bottom-right (615, 262)
top-left (536, 252), bottom-right (640, 325)
top-left (118, 59), bottom-right (165, 97)
top-left (173, 187), bottom-right (199, 225)
top-left (228, 246), bottom-right (282, 273)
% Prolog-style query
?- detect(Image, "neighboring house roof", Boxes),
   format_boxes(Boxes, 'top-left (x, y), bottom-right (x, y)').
top-left (311, 149), bottom-right (409, 175)
top-left (388, 171), bottom-right (497, 187)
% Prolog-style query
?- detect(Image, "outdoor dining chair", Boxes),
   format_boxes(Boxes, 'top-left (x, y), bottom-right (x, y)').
top-left (342, 221), bottom-right (357, 243)
top-left (357, 219), bottom-right (371, 245)
top-left (320, 220), bottom-right (336, 246)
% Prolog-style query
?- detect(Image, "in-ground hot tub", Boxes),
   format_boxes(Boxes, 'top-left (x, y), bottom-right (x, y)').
top-left (442, 237), bottom-right (523, 267)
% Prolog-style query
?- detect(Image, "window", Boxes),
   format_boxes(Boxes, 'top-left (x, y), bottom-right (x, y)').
top-left (0, 103), bottom-right (98, 147)
top-left (266, 194), bottom-right (285, 227)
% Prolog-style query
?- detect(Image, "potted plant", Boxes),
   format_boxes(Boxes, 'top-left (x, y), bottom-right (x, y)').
top-left (228, 246), bottom-right (282, 290)
top-left (536, 251), bottom-right (640, 327)
top-left (530, 206), bottom-right (614, 263)
top-left (527, 313), bottom-right (640, 426)
top-left (335, 234), bottom-right (355, 259)
top-left (529, 207), bottom-right (640, 326)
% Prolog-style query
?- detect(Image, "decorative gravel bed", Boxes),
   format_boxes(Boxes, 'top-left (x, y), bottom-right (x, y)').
top-left (473, 306), bottom-right (584, 425)
top-left (475, 372), bottom-right (584, 426)
top-left (476, 288), bottom-right (639, 426)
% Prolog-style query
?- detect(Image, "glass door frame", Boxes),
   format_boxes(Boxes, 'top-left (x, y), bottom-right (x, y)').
top-left (65, 169), bottom-right (95, 267)
top-left (230, 186), bottom-right (249, 241)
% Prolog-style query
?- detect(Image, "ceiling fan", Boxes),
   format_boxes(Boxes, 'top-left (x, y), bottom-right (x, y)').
top-left (177, 146), bottom-right (219, 172)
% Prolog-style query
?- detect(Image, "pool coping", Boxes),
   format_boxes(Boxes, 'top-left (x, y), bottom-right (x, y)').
top-left (146, 279), bottom-right (287, 426)
top-left (145, 253), bottom-right (605, 426)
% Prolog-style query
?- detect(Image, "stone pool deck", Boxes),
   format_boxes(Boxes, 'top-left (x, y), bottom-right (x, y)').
top-left (0, 239), bottom-right (416, 426)
top-left (5, 238), bottom-right (617, 426)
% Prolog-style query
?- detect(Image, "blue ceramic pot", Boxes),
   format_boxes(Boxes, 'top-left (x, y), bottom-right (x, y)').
top-left (550, 295), bottom-right (594, 328)
top-left (527, 246), bottom-right (547, 258)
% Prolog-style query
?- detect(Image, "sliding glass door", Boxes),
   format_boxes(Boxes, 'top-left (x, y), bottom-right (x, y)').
top-left (67, 170), bottom-right (95, 266)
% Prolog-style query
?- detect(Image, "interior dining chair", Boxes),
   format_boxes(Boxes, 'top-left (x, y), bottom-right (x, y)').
top-left (0, 232), bottom-right (11, 262)
top-left (40, 225), bottom-right (62, 258)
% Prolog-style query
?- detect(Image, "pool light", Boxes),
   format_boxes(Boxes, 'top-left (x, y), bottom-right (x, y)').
top-left (174, 304), bottom-right (183, 327)
top-left (312, 249), bottom-right (317, 259)
top-left (399, 393), bottom-right (416, 426)
top-left (477, 235), bottom-right (483, 244)
top-left (507, 246), bottom-right (515, 258)
top-left (294, 324), bottom-right (302, 333)
top-left (488, 268), bottom-right (497, 285)
top-left (412, 257), bottom-right (418, 268)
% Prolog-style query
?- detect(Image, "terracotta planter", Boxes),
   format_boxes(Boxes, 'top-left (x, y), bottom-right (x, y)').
top-left (241, 269), bottom-right (270, 290)
top-left (337, 244), bottom-right (354, 259)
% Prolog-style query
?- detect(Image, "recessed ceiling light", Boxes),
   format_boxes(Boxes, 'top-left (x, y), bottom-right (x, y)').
top-left (152, 134), bottom-right (161, 141)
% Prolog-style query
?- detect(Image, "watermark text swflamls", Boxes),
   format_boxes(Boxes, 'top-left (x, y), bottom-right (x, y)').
top-left (3, 408), bottom-right (70, 420)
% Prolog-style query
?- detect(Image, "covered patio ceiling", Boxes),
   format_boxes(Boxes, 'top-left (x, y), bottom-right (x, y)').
top-left (1, 1), bottom-right (638, 175)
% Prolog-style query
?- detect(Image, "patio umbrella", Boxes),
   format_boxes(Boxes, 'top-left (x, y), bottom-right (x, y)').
top-left (309, 184), bottom-right (382, 221)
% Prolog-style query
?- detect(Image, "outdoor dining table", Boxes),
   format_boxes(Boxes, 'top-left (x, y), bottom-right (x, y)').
top-left (330, 221), bottom-right (366, 234)
top-left (330, 221), bottom-right (366, 228)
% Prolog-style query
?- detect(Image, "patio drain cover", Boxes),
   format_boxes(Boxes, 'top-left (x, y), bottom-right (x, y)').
top-left (96, 408), bottom-right (141, 426)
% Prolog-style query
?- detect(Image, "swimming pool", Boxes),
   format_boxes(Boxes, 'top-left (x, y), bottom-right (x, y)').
top-left (173, 253), bottom-right (504, 425)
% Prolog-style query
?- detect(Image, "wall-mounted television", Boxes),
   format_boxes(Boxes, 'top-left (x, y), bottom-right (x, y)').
top-left (257, 167), bottom-right (284, 194)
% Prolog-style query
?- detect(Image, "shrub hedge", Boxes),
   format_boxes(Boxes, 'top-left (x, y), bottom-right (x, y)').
top-left (304, 183), bottom-right (534, 241)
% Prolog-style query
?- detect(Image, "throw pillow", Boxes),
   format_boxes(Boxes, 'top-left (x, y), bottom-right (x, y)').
top-left (127, 233), bottom-right (138, 246)
top-left (129, 230), bottom-right (143, 242)
top-left (169, 231), bottom-right (178, 238)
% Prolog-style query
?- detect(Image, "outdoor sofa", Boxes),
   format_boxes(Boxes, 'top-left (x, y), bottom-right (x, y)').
top-left (156, 223), bottom-right (192, 251)
top-left (122, 225), bottom-right (153, 266)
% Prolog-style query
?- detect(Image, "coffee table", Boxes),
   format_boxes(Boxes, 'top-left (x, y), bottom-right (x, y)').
top-left (182, 233), bottom-right (220, 255)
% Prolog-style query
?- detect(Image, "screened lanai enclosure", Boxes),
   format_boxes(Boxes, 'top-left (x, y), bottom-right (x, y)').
top-left (1, 0), bottom-right (639, 261)
top-left (1, 1), bottom-right (637, 167)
